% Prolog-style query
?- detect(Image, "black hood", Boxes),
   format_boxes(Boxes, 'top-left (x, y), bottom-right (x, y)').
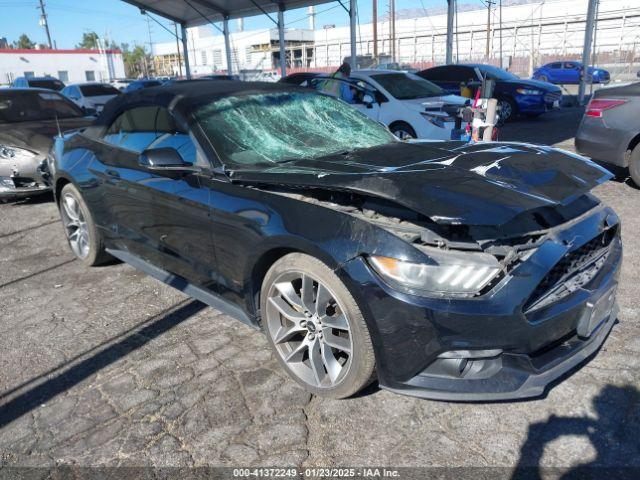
top-left (0, 117), bottom-right (93, 155)
top-left (228, 141), bottom-right (611, 226)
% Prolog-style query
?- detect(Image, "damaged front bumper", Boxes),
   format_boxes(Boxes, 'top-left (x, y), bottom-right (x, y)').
top-left (337, 205), bottom-right (622, 402)
top-left (0, 159), bottom-right (51, 200)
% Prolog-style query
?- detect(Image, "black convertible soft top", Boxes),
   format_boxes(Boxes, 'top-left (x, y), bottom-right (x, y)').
top-left (93, 79), bottom-right (306, 128)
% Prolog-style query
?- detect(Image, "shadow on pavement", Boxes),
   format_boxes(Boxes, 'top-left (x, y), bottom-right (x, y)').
top-left (0, 300), bottom-right (206, 429)
top-left (511, 384), bottom-right (640, 480)
top-left (499, 107), bottom-right (584, 147)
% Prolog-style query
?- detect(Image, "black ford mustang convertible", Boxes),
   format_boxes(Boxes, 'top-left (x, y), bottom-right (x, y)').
top-left (49, 81), bottom-right (621, 401)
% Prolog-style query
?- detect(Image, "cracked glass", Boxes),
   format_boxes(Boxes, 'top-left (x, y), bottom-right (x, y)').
top-left (193, 91), bottom-right (396, 168)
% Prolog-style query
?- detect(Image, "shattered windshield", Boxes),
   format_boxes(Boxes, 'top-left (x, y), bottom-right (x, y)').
top-left (193, 91), bottom-right (397, 167)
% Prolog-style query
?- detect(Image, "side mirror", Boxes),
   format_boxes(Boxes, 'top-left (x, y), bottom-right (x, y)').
top-left (362, 93), bottom-right (374, 108)
top-left (139, 147), bottom-right (193, 170)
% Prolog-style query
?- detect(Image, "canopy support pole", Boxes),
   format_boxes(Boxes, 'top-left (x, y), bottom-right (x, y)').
top-left (223, 16), bottom-right (233, 75)
top-left (446, 0), bottom-right (454, 64)
top-left (349, 0), bottom-right (357, 69)
top-left (578, 0), bottom-right (598, 104)
top-left (278, 7), bottom-right (287, 77)
top-left (181, 23), bottom-right (191, 79)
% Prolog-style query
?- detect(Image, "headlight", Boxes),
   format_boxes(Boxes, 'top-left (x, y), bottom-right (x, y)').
top-left (369, 249), bottom-right (502, 297)
top-left (0, 144), bottom-right (36, 161)
top-left (516, 88), bottom-right (542, 95)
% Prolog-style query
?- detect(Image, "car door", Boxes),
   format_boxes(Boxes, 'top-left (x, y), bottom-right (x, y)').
top-left (564, 62), bottom-right (581, 84)
top-left (90, 104), bottom-right (217, 286)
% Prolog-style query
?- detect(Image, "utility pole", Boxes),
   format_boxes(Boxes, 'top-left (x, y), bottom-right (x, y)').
top-left (390, 0), bottom-right (396, 62)
top-left (486, 0), bottom-right (494, 59)
top-left (38, 0), bottom-right (53, 49)
top-left (499, 0), bottom-right (503, 68)
top-left (174, 22), bottom-right (183, 77)
top-left (146, 15), bottom-right (154, 76)
top-left (578, 0), bottom-right (598, 103)
top-left (373, 0), bottom-right (378, 61)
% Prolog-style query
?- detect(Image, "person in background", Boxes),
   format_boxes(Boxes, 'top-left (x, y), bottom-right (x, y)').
top-left (322, 62), bottom-right (356, 104)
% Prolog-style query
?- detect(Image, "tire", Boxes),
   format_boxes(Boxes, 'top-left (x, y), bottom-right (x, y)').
top-left (538, 75), bottom-right (549, 83)
top-left (497, 97), bottom-right (517, 125)
top-left (629, 144), bottom-right (640, 188)
top-left (260, 253), bottom-right (376, 399)
top-left (59, 183), bottom-right (111, 266)
top-left (390, 122), bottom-right (417, 140)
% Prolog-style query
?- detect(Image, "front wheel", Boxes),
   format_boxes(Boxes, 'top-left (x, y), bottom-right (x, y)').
top-left (497, 97), bottom-right (517, 125)
top-left (261, 253), bottom-right (376, 399)
top-left (390, 122), bottom-right (417, 140)
top-left (59, 183), bottom-right (112, 266)
top-left (629, 144), bottom-right (640, 188)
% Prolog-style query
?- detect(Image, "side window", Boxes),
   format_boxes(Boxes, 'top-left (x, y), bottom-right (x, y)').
top-left (550, 63), bottom-right (562, 69)
top-left (421, 67), bottom-right (446, 81)
top-left (103, 106), bottom-right (162, 153)
top-left (564, 62), bottom-right (578, 69)
top-left (443, 66), bottom-right (474, 83)
top-left (102, 106), bottom-right (198, 164)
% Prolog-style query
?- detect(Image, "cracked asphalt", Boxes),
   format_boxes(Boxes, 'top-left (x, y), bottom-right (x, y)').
top-left (0, 108), bottom-right (639, 472)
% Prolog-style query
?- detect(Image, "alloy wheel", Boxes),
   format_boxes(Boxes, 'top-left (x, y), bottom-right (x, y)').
top-left (265, 271), bottom-right (353, 388)
top-left (61, 193), bottom-right (90, 259)
top-left (498, 99), bottom-right (513, 121)
top-left (393, 129), bottom-right (414, 140)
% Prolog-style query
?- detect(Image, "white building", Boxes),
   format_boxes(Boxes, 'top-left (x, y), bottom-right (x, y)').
top-left (314, 0), bottom-right (640, 75)
top-left (152, 25), bottom-right (315, 76)
top-left (0, 48), bottom-right (126, 86)
top-left (153, 0), bottom-right (640, 79)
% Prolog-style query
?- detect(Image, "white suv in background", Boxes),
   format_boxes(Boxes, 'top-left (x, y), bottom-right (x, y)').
top-left (61, 83), bottom-right (122, 114)
top-left (312, 70), bottom-right (469, 140)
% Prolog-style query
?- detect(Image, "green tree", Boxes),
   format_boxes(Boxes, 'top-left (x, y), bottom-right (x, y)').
top-left (121, 44), bottom-right (152, 78)
top-left (77, 31), bottom-right (99, 49)
top-left (14, 34), bottom-right (35, 49)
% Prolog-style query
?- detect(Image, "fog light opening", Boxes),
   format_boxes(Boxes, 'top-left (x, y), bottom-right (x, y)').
top-left (438, 349), bottom-right (503, 360)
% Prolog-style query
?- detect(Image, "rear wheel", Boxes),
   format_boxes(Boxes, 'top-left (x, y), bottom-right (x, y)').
top-left (629, 144), bottom-right (640, 187)
top-left (538, 74), bottom-right (549, 82)
top-left (59, 183), bottom-right (111, 266)
top-left (261, 253), bottom-right (376, 398)
top-left (390, 122), bottom-right (417, 140)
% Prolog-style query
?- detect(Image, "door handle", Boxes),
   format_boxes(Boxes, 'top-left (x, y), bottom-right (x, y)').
top-left (106, 169), bottom-right (120, 179)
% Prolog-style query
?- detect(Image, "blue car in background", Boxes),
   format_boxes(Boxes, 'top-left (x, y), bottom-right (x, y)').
top-left (417, 64), bottom-right (562, 122)
top-left (123, 79), bottom-right (163, 93)
top-left (533, 61), bottom-right (610, 85)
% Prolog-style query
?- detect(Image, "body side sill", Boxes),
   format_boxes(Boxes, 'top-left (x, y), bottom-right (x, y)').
top-left (106, 248), bottom-right (259, 330)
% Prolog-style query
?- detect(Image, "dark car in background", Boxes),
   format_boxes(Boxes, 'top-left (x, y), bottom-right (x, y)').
top-left (533, 61), bottom-right (610, 85)
top-left (123, 79), bottom-right (163, 93)
top-left (48, 80), bottom-right (621, 401)
top-left (11, 76), bottom-right (65, 91)
top-left (417, 64), bottom-right (562, 122)
top-left (0, 89), bottom-right (93, 200)
top-left (279, 72), bottom-right (322, 87)
top-left (576, 82), bottom-right (640, 186)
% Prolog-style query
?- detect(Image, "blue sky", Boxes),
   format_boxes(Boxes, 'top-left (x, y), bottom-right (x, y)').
top-left (0, 0), bottom-right (483, 50)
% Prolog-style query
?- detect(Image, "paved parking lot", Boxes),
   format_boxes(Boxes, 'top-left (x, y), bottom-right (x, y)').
top-left (1, 108), bottom-right (639, 473)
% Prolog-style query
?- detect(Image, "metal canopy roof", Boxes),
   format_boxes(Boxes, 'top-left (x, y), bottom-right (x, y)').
top-left (122, 0), bottom-right (336, 26)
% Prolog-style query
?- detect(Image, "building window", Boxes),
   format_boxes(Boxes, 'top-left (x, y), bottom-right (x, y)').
top-left (85, 71), bottom-right (95, 81)
top-left (212, 49), bottom-right (222, 66)
top-left (201, 50), bottom-right (207, 65)
top-left (24, 71), bottom-right (35, 78)
top-left (58, 71), bottom-right (69, 83)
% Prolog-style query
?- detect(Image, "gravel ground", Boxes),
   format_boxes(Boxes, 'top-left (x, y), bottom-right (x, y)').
top-left (1, 109), bottom-right (638, 475)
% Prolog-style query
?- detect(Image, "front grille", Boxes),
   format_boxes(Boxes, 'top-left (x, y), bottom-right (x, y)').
top-left (525, 227), bottom-right (617, 311)
top-left (544, 92), bottom-right (562, 103)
